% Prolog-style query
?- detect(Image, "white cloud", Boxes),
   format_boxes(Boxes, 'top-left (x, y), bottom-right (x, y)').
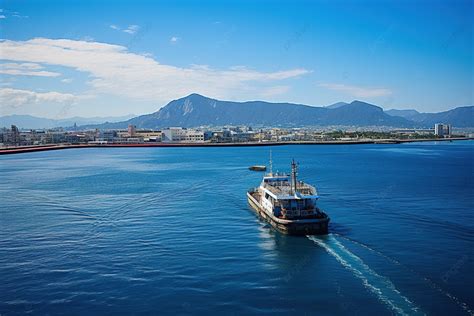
top-left (0, 62), bottom-right (61, 77)
top-left (318, 83), bottom-right (392, 98)
top-left (170, 36), bottom-right (180, 43)
top-left (0, 9), bottom-right (28, 18)
top-left (110, 24), bottom-right (140, 35)
top-left (0, 38), bottom-right (310, 104)
top-left (0, 88), bottom-right (77, 108)
top-left (124, 25), bottom-right (140, 34)
top-left (61, 78), bottom-right (73, 83)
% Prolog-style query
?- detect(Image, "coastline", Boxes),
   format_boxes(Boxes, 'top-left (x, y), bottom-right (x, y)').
top-left (0, 137), bottom-right (471, 156)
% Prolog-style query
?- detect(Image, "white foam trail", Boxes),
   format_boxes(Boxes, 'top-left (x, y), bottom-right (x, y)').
top-left (308, 235), bottom-right (423, 316)
top-left (333, 233), bottom-right (474, 316)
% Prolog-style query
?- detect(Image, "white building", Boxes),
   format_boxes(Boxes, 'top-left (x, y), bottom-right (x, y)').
top-left (162, 127), bottom-right (187, 142)
top-left (185, 130), bottom-right (205, 142)
top-left (162, 127), bottom-right (205, 142)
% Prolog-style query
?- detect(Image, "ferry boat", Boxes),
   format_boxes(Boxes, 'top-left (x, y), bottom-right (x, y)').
top-left (247, 159), bottom-right (329, 235)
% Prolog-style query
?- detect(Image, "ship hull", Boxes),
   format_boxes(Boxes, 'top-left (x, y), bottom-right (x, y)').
top-left (247, 191), bottom-right (329, 235)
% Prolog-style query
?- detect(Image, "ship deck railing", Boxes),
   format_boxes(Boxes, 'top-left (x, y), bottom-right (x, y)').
top-left (263, 181), bottom-right (317, 196)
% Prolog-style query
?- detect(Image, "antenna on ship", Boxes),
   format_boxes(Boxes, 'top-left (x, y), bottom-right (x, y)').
top-left (290, 159), bottom-right (298, 195)
top-left (269, 150), bottom-right (273, 175)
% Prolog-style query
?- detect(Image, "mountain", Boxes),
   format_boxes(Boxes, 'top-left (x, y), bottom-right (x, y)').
top-left (0, 114), bottom-right (136, 129)
top-left (322, 100), bottom-right (412, 126)
top-left (385, 106), bottom-right (474, 127)
top-left (326, 102), bottom-right (348, 109)
top-left (81, 94), bottom-right (415, 129)
top-left (385, 109), bottom-right (420, 120)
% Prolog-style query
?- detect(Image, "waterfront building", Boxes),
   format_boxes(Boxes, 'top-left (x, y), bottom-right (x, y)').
top-left (434, 124), bottom-right (442, 136)
top-left (99, 130), bottom-right (117, 142)
top-left (135, 130), bottom-right (162, 142)
top-left (185, 130), bottom-right (205, 142)
top-left (65, 134), bottom-right (86, 144)
top-left (128, 124), bottom-right (136, 137)
top-left (0, 125), bottom-right (23, 146)
top-left (162, 127), bottom-right (207, 142)
top-left (434, 123), bottom-right (452, 137)
top-left (445, 124), bottom-right (451, 136)
top-left (162, 127), bottom-right (187, 142)
top-left (210, 130), bottom-right (233, 142)
top-left (280, 134), bottom-right (297, 141)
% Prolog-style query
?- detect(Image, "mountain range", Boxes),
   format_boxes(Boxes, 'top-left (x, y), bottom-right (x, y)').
top-left (2, 94), bottom-right (472, 129)
top-left (385, 107), bottom-right (474, 127)
top-left (80, 94), bottom-right (472, 129)
top-left (0, 114), bottom-right (136, 130)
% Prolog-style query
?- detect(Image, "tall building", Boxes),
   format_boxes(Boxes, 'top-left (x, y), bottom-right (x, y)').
top-left (128, 124), bottom-right (136, 137)
top-left (434, 123), bottom-right (451, 137)
top-left (10, 125), bottom-right (20, 145)
top-left (445, 124), bottom-right (451, 136)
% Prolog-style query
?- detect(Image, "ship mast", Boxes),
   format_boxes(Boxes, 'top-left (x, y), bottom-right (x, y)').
top-left (290, 159), bottom-right (298, 195)
top-left (269, 150), bottom-right (273, 176)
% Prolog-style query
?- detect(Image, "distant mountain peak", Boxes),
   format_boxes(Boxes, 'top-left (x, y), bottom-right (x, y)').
top-left (350, 100), bottom-right (380, 107)
top-left (326, 102), bottom-right (348, 109)
top-left (181, 93), bottom-right (214, 102)
top-left (187, 93), bottom-right (206, 98)
top-left (344, 100), bottom-right (383, 113)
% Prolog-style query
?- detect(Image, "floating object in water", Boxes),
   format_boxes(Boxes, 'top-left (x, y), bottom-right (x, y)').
top-left (248, 165), bottom-right (266, 171)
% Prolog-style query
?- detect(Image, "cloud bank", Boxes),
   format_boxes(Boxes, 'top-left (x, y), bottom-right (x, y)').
top-left (0, 38), bottom-right (309, 106)
top-left (0, 88), bottom-right (77, 108)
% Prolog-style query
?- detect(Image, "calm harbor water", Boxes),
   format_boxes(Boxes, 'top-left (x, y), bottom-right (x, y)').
top-left (1, 141), bottom-right (473, 315)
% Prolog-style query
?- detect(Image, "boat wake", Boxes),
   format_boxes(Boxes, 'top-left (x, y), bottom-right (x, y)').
top-left (307, 234), bottom-right (423, 316)
top-left (333, 234), bottom-right (474, 316)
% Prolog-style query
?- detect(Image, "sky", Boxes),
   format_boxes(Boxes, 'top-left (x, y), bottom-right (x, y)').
top-left (0, 0), bottom-right (472, 119)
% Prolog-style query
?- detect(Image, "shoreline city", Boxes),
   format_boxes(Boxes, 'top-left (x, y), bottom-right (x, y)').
top-left (1, 123), bottom-right (471, 155)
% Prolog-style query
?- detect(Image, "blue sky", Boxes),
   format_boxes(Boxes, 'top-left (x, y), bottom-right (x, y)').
top-left (0, 0), bottom-right (472, 118)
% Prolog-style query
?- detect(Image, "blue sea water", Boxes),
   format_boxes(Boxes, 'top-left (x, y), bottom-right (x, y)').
top-left (0, 141), bottom-right (473, 315)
